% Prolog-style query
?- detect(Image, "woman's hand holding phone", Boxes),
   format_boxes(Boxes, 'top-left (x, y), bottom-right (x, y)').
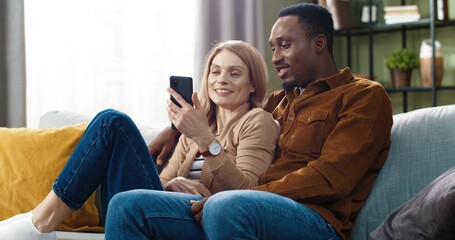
top-left (167, 88), bottom-right (211, 142)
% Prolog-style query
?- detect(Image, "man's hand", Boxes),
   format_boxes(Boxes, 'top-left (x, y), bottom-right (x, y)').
top-left (190, 197), bottom-right (210, 222)
top-left (165, 177), bottom-right (213, 197)
top-left (148, 127), bottom-right (180, 169)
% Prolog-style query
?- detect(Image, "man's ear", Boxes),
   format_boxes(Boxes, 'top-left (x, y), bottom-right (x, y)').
top-left (314, 34), bottom-right (327, 54)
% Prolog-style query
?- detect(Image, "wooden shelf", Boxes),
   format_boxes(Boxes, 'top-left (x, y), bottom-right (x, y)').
top-left (333, 0), bottom-right (455, 112)
top-left (386, 86), bottom-right (455, 93)
top-left (335, 19), bottom-right (455, 36)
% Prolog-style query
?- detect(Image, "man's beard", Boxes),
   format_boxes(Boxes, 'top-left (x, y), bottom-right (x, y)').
top-left (282, 80), bottom-right (298, 91)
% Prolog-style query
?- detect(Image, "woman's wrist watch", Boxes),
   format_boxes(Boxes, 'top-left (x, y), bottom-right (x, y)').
top-left (200, 140), bottom-right (222, 157)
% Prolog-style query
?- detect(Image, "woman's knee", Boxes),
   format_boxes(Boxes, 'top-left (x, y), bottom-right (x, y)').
top-left (92, 109), bottom-right (136, 131)
top-left (96, 109), bottom-right (129, 122)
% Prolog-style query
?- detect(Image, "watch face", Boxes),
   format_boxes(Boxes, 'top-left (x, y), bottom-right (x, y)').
top-left (209, 141), bottom-right (222, 155)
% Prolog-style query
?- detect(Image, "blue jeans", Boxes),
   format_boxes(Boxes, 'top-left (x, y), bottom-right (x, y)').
top-left (105, 190), bottom-right (340, 240)
top-left (52, 109), bottom-right (163, 222)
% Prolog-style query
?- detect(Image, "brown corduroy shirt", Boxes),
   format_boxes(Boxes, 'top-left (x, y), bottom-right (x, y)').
top-left (253, 68), bottom-right (393, 240)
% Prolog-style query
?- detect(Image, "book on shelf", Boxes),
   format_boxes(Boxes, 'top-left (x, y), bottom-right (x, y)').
top-left (384, 5), bottom-right (419, 12)
top-left (436, 0), bottom-right (449, 21)
top-left (384, 5), bottom-right (421, 24)
top-left (318, 0), bottom-right (353, 30)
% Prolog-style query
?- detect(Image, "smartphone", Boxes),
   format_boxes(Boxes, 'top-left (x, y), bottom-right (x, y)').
top-left (169, 76), bottom-right (193, 130)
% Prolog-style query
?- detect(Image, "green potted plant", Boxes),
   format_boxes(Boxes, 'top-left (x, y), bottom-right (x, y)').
top-left (386, 48), bottom-right (419, 88)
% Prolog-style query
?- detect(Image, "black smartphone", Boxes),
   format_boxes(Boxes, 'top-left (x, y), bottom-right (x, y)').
top-left (169, 76), bottom-right (193, 130)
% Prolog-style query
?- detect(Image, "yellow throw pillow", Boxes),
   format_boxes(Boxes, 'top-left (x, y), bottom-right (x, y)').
top-left (0, 123), bottom-right (104, 232)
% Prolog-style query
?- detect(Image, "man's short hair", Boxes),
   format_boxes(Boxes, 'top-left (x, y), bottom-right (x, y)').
top-left (279, 3), bottom-right (334, 58)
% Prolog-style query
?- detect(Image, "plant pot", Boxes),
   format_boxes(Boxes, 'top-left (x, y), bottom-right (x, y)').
top-left (390, 69), bottom-right (412, 88)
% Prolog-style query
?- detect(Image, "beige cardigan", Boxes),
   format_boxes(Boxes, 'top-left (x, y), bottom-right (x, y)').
top-left (160, 106), bottom-right (280, 194)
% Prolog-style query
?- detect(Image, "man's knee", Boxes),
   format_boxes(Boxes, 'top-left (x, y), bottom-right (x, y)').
top-left (204, 190), bottom-right (256, 218)
top-left (106, 190), bottom-right (141, 223)
top-left (203, 190), bottom-right (262, 238)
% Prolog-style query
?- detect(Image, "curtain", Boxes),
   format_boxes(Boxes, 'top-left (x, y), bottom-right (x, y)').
top-left (194, 0), bottom-right (264, 87)
top-left (0, 0), bottom-right (262, 127)
top-left (0, 0), bottom-right (26, 127)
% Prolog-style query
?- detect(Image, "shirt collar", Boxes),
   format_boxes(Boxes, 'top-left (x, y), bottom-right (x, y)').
top-left (284, 67), bottom-right (356, 99)
top-left (315, 67), bottom-right (355, 90)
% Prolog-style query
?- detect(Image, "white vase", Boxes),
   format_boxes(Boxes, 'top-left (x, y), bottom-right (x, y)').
top-left (420, 39), bottom-right (444, 87)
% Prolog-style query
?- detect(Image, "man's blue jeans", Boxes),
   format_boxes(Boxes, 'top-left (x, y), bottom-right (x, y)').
top-left (105, 190), bottom-right (340, 240)
top-left (52, 109), bottom-right (163, 222)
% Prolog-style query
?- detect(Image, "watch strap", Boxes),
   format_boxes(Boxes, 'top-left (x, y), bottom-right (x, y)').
top-left (200, 150), bottom-right (211, 157)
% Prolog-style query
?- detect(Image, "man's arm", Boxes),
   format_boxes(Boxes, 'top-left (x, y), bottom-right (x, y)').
top-left (148, 126), bottom-right (181, 169)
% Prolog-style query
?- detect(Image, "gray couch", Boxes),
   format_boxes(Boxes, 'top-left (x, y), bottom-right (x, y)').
top-left (39, 104), bottom-right (455, 240)
top-left (351, 104), bottom-right (455, 239)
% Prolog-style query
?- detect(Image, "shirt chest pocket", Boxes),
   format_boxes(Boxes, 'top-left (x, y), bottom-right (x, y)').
top-left (285, 110), bottom-right (329, 155)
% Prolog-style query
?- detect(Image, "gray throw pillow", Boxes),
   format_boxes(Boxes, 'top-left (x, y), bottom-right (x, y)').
top-left (370, 166), bottom-right (455, 240)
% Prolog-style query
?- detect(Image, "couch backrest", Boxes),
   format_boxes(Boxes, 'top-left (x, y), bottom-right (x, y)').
top-left (351, 104), bottom-right (455, 239)
top-left (39, 110), bottom-right (160, 144)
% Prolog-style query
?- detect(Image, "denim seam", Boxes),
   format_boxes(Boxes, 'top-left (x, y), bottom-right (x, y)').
top-left (256, 203), bottom-right (329, 232)
top-left (143, 213), bottom-right (194, 221)
top-left (108, 121), bottom-right (158, 189)
top-left (139, 213), bottom-right (195, 234)
top-left (52, 182), bottom-right (79, 210)
top-left (57, 124), bottom-right (108, 210)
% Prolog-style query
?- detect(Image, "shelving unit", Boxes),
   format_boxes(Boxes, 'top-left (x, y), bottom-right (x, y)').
top-left (335, 0), bottom-right (455, 112)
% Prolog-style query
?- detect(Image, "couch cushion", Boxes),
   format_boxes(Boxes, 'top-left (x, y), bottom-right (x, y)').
top-left (370, 165), bottom-right (455, 239)
top-left (0, 124), bottom-right (103, 232)
top-left (39, 111), bottom-right (93, 129)
top-left (350, 104), bottom-right (455, 239)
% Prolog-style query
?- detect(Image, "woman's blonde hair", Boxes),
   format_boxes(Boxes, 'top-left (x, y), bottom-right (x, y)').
top-left (198, 40), bottom-right (269, 125)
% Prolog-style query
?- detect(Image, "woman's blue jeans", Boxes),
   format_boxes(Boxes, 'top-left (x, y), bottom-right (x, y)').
top-left (105, 190), bottom-right (340, 240)
top-left (52, 109), bottom-right (163, 222)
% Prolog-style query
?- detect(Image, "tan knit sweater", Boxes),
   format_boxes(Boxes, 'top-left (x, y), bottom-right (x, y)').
top-left (160, 105), bottom-right (280, 194)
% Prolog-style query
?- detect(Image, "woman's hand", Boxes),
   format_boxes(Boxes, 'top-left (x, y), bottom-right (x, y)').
top-left (148, 127), bottom-right (180, 168)
top-left (165, 177), bottom-right (213, 197)
top-left (167, 88), bottom-right (214, 147)
top-left (190, 197), bottom-right (210, 222)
